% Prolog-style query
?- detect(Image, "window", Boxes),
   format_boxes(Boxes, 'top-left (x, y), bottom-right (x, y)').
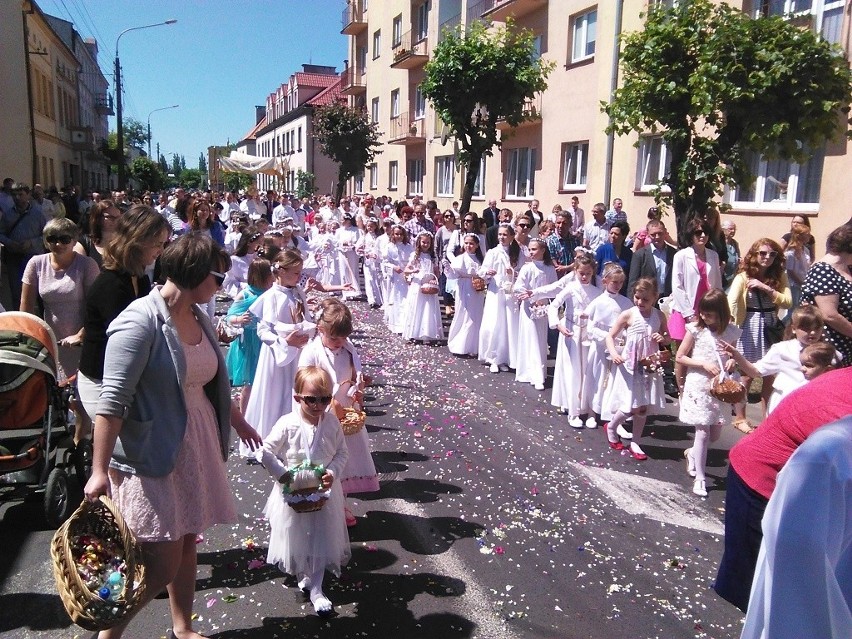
top-left (755, 0), bottom-right (845, 44)
top-left (505, 147), bottom-right (536, 198)
top-left (354, 171), bottom-right (365, 194)
top-left (372, 30), bottom-right (381, 59)
top-left (414, 85), bottom-right (426, 120)
top-left (532, 35), bottom-right (543, 61)
top-left (436, 156), bottom-right (455, 196)
top-left (369, 163), bottom-right (378, 190)
top-left (391, 89), bottom-right (400, 118)
top-left (371, 97), bottom-right (380, 123)
top-left (408, 159), bottom-right (424, 195)
top-left (415, 2), bottom-right (430, 42)
top-left (471, 156), bottom-right (486, 198)
top-left (571, 9), bottom-right (597, 63)
top-left (562, 142), bottom-right (589, 189)
top-left (731, 147), bottom-right (824, 209)
top-left (392, 15), bottom-right (403, 47)
top-left (636, 136), bottom-right (671, 192)
top-left (389, 161), bottom-right (399, 190)
top-left (298, 127), bottom-right (302, 152)
top-left (357, 45), bottom-right (368, 73)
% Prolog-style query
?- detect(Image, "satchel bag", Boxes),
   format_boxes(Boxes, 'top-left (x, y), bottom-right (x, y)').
top-left (756, 289), bottom-right (785, 345)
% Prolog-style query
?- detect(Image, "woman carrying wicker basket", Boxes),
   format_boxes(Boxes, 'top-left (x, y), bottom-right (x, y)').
top-left (257, 366), bottom-right (350, 617)
top-left (299, 299), bottom-right (379, 527)
top-left (83, 233), bottom-right (262, 639)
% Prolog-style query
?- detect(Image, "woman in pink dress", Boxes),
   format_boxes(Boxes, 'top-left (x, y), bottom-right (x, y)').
top-left (84, 233), bottom-right (261, 639)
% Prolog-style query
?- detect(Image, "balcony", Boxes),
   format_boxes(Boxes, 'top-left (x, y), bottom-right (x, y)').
top-left (495, 94), bottom-right (542, 129)
top-left (482, 0), bottom-right (547, 22)
top-left (438, 12), bottom-right (461, 44)
top-left (466, 0), bottom-right (498, 25)
top-left (94, 93), bottom-right (114, 116)
top-left (341, 0), bottom-right (367, 35)
top-left (391, 30), bottom-right (429, 70)
top-left (388, 113), bottom-right (426, 145)
top-left (340, 68), bottom-right (367, 95)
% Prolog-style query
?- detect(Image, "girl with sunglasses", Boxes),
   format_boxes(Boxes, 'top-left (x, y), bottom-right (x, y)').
top-left (257, 366), bottom-right (350, 617)
top-left (727, 238), bottom-right (791, 429)
top-left (299, 299), bottom-right (379, 526)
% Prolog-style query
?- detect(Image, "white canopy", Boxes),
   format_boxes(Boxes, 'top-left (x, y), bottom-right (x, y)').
top-left (218, 151), bottom-right (289, 177)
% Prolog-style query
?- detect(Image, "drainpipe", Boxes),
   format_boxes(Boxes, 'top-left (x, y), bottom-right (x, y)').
top-left (22, 7), bottom-right (38, 184)
top-left (603, 0), bottom-right (625, 207)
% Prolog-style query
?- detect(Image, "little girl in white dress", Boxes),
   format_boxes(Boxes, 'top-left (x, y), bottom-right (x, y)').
top-left (258, 366), bottom-right (350, 617)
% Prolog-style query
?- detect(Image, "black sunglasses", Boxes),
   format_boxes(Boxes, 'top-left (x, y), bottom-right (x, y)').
top-left (297, 395), bottom-right (332, 405)
top-left (517, 223), bottom-right (531, 229)
top-left (46, 234), bottom-right (74, 244)
top-left (209, 270), bottom-right (226, 286)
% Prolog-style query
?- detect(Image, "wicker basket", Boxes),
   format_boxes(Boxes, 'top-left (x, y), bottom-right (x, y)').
top-left (710, 374), bottom-right (746, 404)
top-left (339, 407), bottom-right (367, 436)
top-left (285, 487), bottom-right (330, 513)
top-left (51, 496), bottom-right (146, 631)
top-left (471, 275), bottom-right (487, 292)
top-left (419, 273), bottom-right (439, 295)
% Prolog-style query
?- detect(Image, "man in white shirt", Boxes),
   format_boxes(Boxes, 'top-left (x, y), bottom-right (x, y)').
top-left (605, 197), bottom-right (628, 225)
top-left (272, 195), bottom-right (295, 227)
top-left (583, 203), bottom-right (611, 253)
top-left (569, 196), bottom-right (585, 241)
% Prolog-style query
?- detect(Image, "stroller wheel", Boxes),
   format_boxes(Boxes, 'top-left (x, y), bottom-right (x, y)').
top-left (72, 439), bottom-right (93, 485)
top-left (44, 468), bottom-right (74, 528)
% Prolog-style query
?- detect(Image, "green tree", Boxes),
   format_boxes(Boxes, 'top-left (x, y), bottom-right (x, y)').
top-left (313, 102), bottom-right (382, 203)
top-left (198, 152), bottom-right (208, 173)
top-left (222, 171), bottom-right (253, 192)
top-left (158, 153), bottom-right (169, 175)
top-left (422, 19), bottom-right (553, 215)
top-left (604, 0), bottom-right (852, 244)
top-left (130, 156), bottom-right (166, 192)
top-left (178, 168), bottom-right (203, 189)
top-left (295, 169), bottom-right (317, 199)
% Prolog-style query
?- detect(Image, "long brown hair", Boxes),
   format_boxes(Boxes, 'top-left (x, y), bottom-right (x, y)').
top-left (739, 238), bottom-right (786, 291)
top-left (102, 204), bottom-right (170, 276)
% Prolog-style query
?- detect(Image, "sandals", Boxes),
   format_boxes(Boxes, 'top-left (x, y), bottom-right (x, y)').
top-left (733, 419), bottom-right (755, 434)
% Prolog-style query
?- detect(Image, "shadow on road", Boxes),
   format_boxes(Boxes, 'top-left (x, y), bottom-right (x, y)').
top-left (348, 510), bottom-right (483, 555)
top-left (0, 593), bottom-right (72, 633)
top-left (357, 476), bottom-right (462, 504)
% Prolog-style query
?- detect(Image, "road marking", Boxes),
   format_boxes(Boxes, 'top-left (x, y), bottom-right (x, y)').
top-left (568, 462), bottom-right (724, 535)
top-left (383, 497), bottom-right (526, 639)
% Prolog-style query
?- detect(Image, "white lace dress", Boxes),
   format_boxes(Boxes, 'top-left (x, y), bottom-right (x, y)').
top-left (679, 323), bottom-right (743, 426)
top-left (607, 307), bottom-right (666, 413)
top-left (109, 335), bottom-right (237, 541)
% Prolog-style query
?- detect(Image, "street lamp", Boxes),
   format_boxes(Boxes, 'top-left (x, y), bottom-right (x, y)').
top-left (115, 19), bottom-right (177, 190)
top-left (147, 105), bottom-right (179, 158)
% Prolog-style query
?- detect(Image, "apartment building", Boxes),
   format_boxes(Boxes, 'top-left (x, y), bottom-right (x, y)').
top-left (0, 1), bottom-right (112, 191)
top-left (239, 65), bottom-right (345, 196)
top-left (341, 0), bottom-right (851, 249)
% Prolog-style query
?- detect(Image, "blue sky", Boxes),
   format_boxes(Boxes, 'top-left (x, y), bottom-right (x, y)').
top-left (40, 0), bottom-right (349, 166)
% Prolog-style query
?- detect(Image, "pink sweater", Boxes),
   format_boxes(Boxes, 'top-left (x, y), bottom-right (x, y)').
top-left (729, 366), bottom-right (852, 500)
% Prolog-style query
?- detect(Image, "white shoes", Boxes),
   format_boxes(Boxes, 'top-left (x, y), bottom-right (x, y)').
top-left (489, 363), bottom-right (499, 373)
top-left (684, 448), bottom-right (697, 477)
top-left (499, 364), bottom-right (510, 372)
top-left (298, 576), bottom-right (311, 592)
top-left (693, 479), bottom-right (708, 497)
top-left (569, 416), bottom-right (584, 429)
top-left (616, 424), bottom-right (633, 440)
top-left (311, 593), bottom-right (333, 616)
top-left (585, 416), bottom-right (598, 429)
top-left (534, 383), bottom-right (545, 391)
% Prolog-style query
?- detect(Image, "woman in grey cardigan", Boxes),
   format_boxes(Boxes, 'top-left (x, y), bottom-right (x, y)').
top-left (84, 233), bottom-right (261, 639)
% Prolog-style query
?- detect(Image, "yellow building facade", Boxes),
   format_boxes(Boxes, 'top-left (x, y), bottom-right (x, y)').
top-left (341, 0), bottom-right (851, 251)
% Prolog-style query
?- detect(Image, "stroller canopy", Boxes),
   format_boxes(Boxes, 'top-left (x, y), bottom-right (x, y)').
top-left (0, 311), bottom-right (58, 393)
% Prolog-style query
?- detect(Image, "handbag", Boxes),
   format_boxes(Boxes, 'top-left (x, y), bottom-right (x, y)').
top-left (709, 348), bottom-right (746, 404)
top-left (757, 289), bottom-right (785, 345)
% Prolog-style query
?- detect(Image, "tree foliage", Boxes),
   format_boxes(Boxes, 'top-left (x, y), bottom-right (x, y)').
top-left (604, 0), bottom-right (852, 244)
top-left (295, 169), bottom-right (317, 199)
top-left (222, 171), bottom-right (253, 193)
top-left (198, 152), bottom-right (208, 173)
top-left (178, 168), bottom-right (203, 189)
top-left (313, 103), bottom-right (382, 202)
top-left (422, 19), bottom-right (553, 214)
top-left (130, 156), bottom-right (165, 192)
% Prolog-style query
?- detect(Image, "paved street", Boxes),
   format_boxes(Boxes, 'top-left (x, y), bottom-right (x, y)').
top-left (0, 298), bottom-right (754, 639)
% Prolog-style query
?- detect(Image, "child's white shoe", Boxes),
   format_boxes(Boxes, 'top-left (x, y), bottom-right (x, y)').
top-left (585, 416), bottom-right (598, 429)
top-left (311, 593), bottom-right (333, 616)
top-left (692, 479), bottom-right (708, 497)
top-left (616, 424), bottom-right (633, 440)
top-left (569, 416), bottom-right (584, 429)
top-left (298, 576), bottom-right (311, 592)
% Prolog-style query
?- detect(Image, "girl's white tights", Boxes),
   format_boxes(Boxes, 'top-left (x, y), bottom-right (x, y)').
top-left (609, 410), bottom-right (648, 455)
top-left (692, 424), bottom-right (722, 482)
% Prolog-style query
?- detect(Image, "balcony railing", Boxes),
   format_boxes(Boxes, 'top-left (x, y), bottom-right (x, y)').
top-left (483, 0), bottom-right (547, 22)
top-left (94, 93), bottom-right (114, 116)
top-left (391, 29), bottom-right (429, 69)
top-left (466, 0), bottom-right (498, 25)
top-left (495, 93), bottom-right (542, 128)
top-left (388, 113), bottom-right (426, 145)
top-left (341, 0), bottom-right (367, 35)
top-left (340, 68), bottom-right (367, 95)
top-left (438, 12), bottom-right (461, 43)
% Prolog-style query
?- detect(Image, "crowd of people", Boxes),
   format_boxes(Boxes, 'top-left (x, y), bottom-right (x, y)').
top-left (3, 176), bottom-right (852, 635)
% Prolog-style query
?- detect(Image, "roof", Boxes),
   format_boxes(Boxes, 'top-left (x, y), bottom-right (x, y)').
top-left (240, 115), bottom-right (268, 142)
top-left (293, 72), bottom-right (339, 89)
top-left (307, 77), bottom-right (344, 107)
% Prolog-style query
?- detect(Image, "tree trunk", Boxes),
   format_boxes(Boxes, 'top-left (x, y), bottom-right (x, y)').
top-left (458, 148), bottom-right (484, 217)
top-left (334, 167), bottom-right (347, 204)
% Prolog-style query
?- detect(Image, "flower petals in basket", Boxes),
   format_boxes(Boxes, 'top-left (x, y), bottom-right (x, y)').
top-left (710, 373), bottom-right (746, 404)
top-left (332, 398), bottom-right (366, 436)
top-left (51, 496), bottom-right (146, 631)
top-left (637, 350), bottom-right (671, 375)
top-left (280, 462), bottom-right (329, 513)
top-left (419, 273), bottom-right (439, 295)
top-left (529, 302), bottom-right (549, 320)
top-left (471, 275), bottom-right (487, 292)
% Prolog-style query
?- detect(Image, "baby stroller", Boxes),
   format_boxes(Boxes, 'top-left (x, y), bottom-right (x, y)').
top-left (0, 311), bottom-right (81, 527)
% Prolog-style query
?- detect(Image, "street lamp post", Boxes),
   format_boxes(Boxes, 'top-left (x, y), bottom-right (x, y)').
top-left (147, 105), bottom-right (179, 159)
top-left (115, 19), bottom-right (177, 191)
